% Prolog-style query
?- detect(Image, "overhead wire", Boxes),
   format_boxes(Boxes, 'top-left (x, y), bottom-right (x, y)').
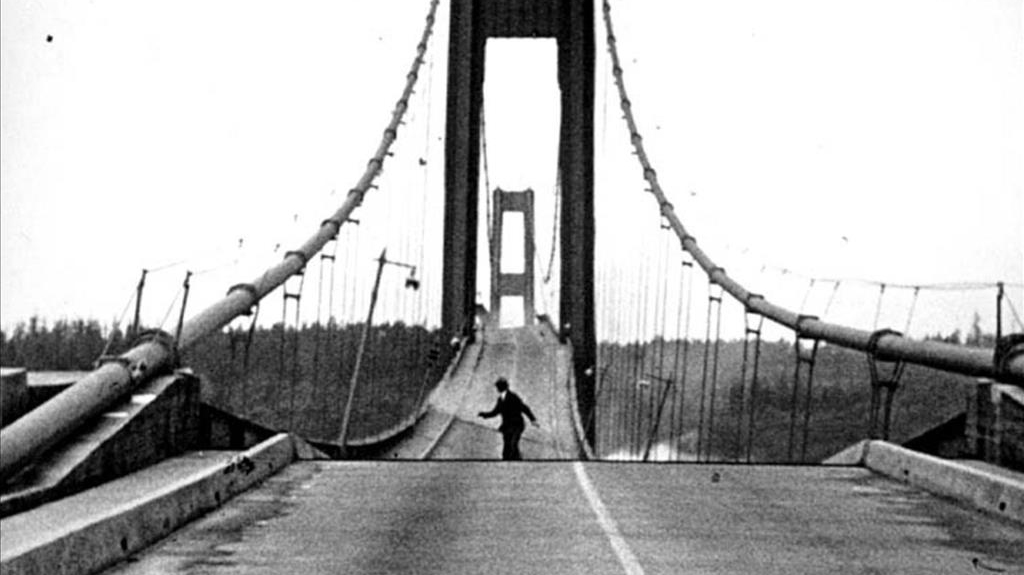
top-left (1006, 295), bottom-right (1024, 331)
top-left (97, 284), bottom-right (139, 361)
top-left (724, 241), bottom-right (1020, 294)
top-left (158, 283), bottom-right (185, 330)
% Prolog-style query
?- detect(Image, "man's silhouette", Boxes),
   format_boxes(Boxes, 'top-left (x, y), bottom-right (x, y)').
top-left (478, 378), bottom-right (538, 460)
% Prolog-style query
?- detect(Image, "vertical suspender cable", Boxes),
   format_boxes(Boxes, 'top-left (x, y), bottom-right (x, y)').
top-left (798, 279), bottom-right (815, 315)
top-left (174, 271), bottom-right (193, 345)
top-left (287, 266), bottom-right (306, 430)
top-left (743, 309), bottom-right (765, 463)
top-left (696, 278), bottom-right (714, 461)
top-left (98, 286), bottom-right (138, 362)
top-left (705, 282), bottom-right (724, 461)
top-left (628, 259), bottom-right (644, 458)
top-left (669, 258), bottom-right (694, 461)
top-left (240, 303), bottom-right (260, 414)
top-left (130, 269), bottom-right (148, 341)
top-left (798, 338), bottom-right (820, 462)
top-left (872, 284), bottom-right (886, 330)
top-left (822, 280), bottom-right (841, 318)
top-left (786, 341), bottom-right (801, 461)
top-left (903, 286), bottom-right (920, 336)
top-left (598, 0), bottom-right (1021, 386)
top-left (0, 0), bottom-right (442, 481)
top-left (635, 251), bottom-right (653, 458)
top-left (995, 282), bottom-right (1004, 343)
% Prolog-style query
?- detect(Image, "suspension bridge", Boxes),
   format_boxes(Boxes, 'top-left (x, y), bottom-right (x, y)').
top-left (2, 1), bottom-right (1023, 573)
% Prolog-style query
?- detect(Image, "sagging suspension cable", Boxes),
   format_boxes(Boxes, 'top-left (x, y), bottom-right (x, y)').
top-left (599, 0), bottom-right (1021, 383)
top-left (171, 0), bottom-right (439, 355)
top-left (0, 0), bottom-right (445, 484)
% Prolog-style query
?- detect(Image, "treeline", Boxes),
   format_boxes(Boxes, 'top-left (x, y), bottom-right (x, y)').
top-left (0, 316), bottom-right (450, 441)
top-left (595, 337), bottom-right (975, 462)
top-left (0, 317), bottom-right (120, 370)
top-left (923, 311), bottom-right (1007, 347)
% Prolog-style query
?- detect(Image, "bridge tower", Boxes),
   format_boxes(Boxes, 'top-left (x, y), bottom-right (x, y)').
top-left (441, 0), bottom-right (596, 443)
top-left (490, 188), bottom-right (537, 327)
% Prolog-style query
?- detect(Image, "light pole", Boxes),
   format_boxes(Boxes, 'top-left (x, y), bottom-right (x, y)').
top-left (336, 249), bottom-right (418, 455)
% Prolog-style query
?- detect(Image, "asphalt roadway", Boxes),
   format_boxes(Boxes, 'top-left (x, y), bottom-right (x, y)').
top-left (105, 326), bottom-right (1023, 574)
top-left (106, 460), bottom-right (1022, 574)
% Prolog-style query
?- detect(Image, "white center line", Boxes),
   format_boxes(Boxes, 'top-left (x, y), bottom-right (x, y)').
top-left (572, 461), bottom-right (646, 575)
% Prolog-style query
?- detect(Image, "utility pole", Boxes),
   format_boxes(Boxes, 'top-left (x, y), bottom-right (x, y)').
top-left (336, 249), bottom-right (419, 456)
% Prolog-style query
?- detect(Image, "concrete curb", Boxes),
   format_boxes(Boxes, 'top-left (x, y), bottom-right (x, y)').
top-left (0, 433), bottom-right (295, 575)
top-left (821, 439), bottom-right (870, 466)
top-left (854, 440), bottom-right (1024, 525)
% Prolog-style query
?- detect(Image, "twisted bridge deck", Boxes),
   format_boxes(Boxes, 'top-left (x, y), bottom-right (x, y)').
top-left (382, 324), bottom-right (583, 460)
top-left (96, 327), bottom-right (1022, 574)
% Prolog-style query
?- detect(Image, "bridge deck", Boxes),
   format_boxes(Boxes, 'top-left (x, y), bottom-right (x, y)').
top-left (106, 460), bottom-right (1023, 574)
top-left (382, 324), bottom-right (582, 460)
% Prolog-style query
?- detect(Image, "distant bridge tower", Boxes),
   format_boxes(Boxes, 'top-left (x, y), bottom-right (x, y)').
top-left (441, 0), bottom-right (596, 443)
top-left (490, 188), bottom-right (536, 326)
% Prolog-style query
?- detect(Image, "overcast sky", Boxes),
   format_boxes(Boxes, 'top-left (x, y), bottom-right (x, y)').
top-left (2, 0), bottom-right (1022, 342)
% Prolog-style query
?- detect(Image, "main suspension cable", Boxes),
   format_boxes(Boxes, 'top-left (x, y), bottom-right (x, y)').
top-left (599, 0), bottom-right (1019, 381)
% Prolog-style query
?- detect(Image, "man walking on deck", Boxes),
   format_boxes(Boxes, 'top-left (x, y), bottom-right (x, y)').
top-left (478, 377), bottom-right (539, 460)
